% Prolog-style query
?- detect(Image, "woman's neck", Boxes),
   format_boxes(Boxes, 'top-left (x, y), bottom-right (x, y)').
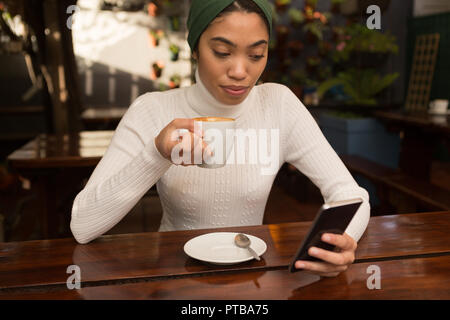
top-left (185, 68), bottom-right (254, 119)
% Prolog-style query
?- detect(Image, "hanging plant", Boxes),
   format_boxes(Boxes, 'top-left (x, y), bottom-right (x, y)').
top-left (169, 16), bottom-right (180, 31)
top-left (169, 44), bottom-right (180, 61)
top-left (149, 29), bottom-right (164, 47)
top-left (169, 74), bottom-right (181, 89)
top-left (151, 61), bottom-right (164, 79)
top-left (303, 20), bottom-right (328, 44)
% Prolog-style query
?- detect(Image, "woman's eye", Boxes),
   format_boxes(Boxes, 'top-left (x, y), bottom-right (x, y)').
top-left (250, 55), bottom-right (265, 60)
top-left (213, 50), bottom-right (230, 58)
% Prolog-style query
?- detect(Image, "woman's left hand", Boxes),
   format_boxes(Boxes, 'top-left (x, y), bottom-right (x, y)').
top-left (294, 233), bottom-right (357, 277)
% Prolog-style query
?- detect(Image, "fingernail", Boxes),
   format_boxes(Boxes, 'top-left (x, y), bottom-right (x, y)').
top-left (323, 234), bottom-right (331, 242)
top-left (309, 247), bottom-right (318, 255)
top-left (296, 262), bottom-right (305, 269)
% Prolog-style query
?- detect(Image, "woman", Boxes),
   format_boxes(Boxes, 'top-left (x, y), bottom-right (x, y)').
top-left (71, 0), bottom-right (370, 278)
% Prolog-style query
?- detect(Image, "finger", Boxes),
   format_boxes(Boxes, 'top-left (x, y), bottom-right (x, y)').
top-left (322, 233), bottom-right (356, 251)
top-left (192, 135), bottom-right (213, 164)
top-left (295, 260), bottom-right (347, 274)
top-left (308, 246), bottom-right (355, 266)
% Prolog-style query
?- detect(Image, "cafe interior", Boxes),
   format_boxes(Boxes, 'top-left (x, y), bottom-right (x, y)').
top-left (0, 0), bottom-right (449, 301)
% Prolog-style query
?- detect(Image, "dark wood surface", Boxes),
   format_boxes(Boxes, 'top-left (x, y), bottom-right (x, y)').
top-left (1, 211), bottom-right (449, 299)
top-left (3, 255), bottom-right (448, 300)
top-left (7, 131), bottom-right (113, 169)
top-left (341, 155), bottom-right (450, 212)
top-left (6, 131), bottom-right (114, 239)
top-left (375, 110), bottom-right (450, 137)
top-left (375, 110), bottom-right (450, 182)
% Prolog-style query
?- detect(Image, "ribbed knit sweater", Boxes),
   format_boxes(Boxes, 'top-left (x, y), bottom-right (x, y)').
top-left (70, 69), bottom-right (370, 244)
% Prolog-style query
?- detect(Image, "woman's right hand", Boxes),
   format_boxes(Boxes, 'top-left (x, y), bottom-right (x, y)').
top-left (155, 118), bottom-right (211, 166)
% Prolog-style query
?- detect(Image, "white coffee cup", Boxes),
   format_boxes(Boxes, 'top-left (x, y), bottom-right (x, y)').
top-left (429, 99), bottom-right (449, 115)
top-left (193, 117), bottom-right (236, 169)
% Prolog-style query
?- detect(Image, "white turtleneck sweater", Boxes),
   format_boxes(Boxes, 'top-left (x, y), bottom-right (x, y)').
top-left (70, 70), bottom-right (370, 244)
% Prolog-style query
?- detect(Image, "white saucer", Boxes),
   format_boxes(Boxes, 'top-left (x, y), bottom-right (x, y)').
top-left (183, 232), bottom-right (267, 265)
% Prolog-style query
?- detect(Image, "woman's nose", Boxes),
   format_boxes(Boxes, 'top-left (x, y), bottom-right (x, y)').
top-left (227, 58), bottom-right (247, 80)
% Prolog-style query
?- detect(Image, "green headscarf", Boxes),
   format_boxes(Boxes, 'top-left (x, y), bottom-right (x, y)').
top-left (187, 0), bottom-right (273, 52)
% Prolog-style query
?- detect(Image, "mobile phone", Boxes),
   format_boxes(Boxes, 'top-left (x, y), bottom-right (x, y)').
top-left (288, 198), bottom-right (363, 273)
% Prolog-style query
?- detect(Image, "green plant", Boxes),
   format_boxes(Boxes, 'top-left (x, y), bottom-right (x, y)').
top-left (169, 43), bottom-right (180, 61)
top-left (307, 56), bottom-right (321, 66)
top-left (169, 16), bottom-right (180, 31)
top-left (318, 65), bottom-right (332, 81)
top-left (291, 69), bottom-right (307, 86)
top-left (288, 8), bottom-right (304, 25)
top-left (332, 23), bottom-right (399, 62)
top-left (169, 74), bottom-right (181, 88)
top-left (305, 78), bottom-right (319, 88)
top-left (318, 68), bottom-right (399, 105)
top-left (275, 0), bottom-right (292, 6)
top-left (169, 43), bottom-right (179, 54)
top-left (303, 20), bottom-right (329, 42)
top-left (152, 62), bottom-right (164, 78)
top-left (149, 29), bottom-right (164, 46)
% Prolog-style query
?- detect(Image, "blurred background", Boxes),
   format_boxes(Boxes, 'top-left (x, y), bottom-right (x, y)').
top-left (0, 0), bottom-right (449, 242)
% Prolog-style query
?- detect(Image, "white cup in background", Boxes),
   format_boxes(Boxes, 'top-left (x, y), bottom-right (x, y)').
top-left (429, 99), bottom-right (449, 115)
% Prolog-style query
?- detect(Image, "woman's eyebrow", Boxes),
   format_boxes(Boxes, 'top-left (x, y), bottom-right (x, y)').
top-left (210, 37), bottom-right (268, 48)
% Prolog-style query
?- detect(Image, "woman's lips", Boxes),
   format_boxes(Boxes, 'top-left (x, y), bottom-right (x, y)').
top-left (221, 86), bottom-right (249, 96)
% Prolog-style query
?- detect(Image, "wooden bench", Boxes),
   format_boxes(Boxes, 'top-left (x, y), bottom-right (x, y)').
top-left (340, 155), bottom-right (450, 214)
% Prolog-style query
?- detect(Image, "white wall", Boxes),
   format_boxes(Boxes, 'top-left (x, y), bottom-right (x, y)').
top-left (71, 0), bottom-right (192, 107)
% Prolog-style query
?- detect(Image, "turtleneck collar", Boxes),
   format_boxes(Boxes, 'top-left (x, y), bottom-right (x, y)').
top-left (185, 68), bottom-right (255, 119)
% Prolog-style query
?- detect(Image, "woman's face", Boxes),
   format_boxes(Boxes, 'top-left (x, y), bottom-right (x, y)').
top-left (194, 11), bottom-right (269, 105)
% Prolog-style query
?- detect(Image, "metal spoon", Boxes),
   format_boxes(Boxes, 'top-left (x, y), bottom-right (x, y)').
top-left (234, 233), bottom-right (260, 261)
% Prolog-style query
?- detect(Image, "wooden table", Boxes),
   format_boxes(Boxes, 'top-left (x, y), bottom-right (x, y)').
top-left (0, 211), bottom-right (449, 300)
top-left (7, 131), bottom-right (114, 239)
top-left (375, 110), bottom-right (450, 181)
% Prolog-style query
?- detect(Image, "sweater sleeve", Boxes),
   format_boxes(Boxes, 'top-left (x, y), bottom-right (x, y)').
top-left (70, 93), bottom-right (173, 244)
top-left (281, 86), bottom-right (370, 242)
